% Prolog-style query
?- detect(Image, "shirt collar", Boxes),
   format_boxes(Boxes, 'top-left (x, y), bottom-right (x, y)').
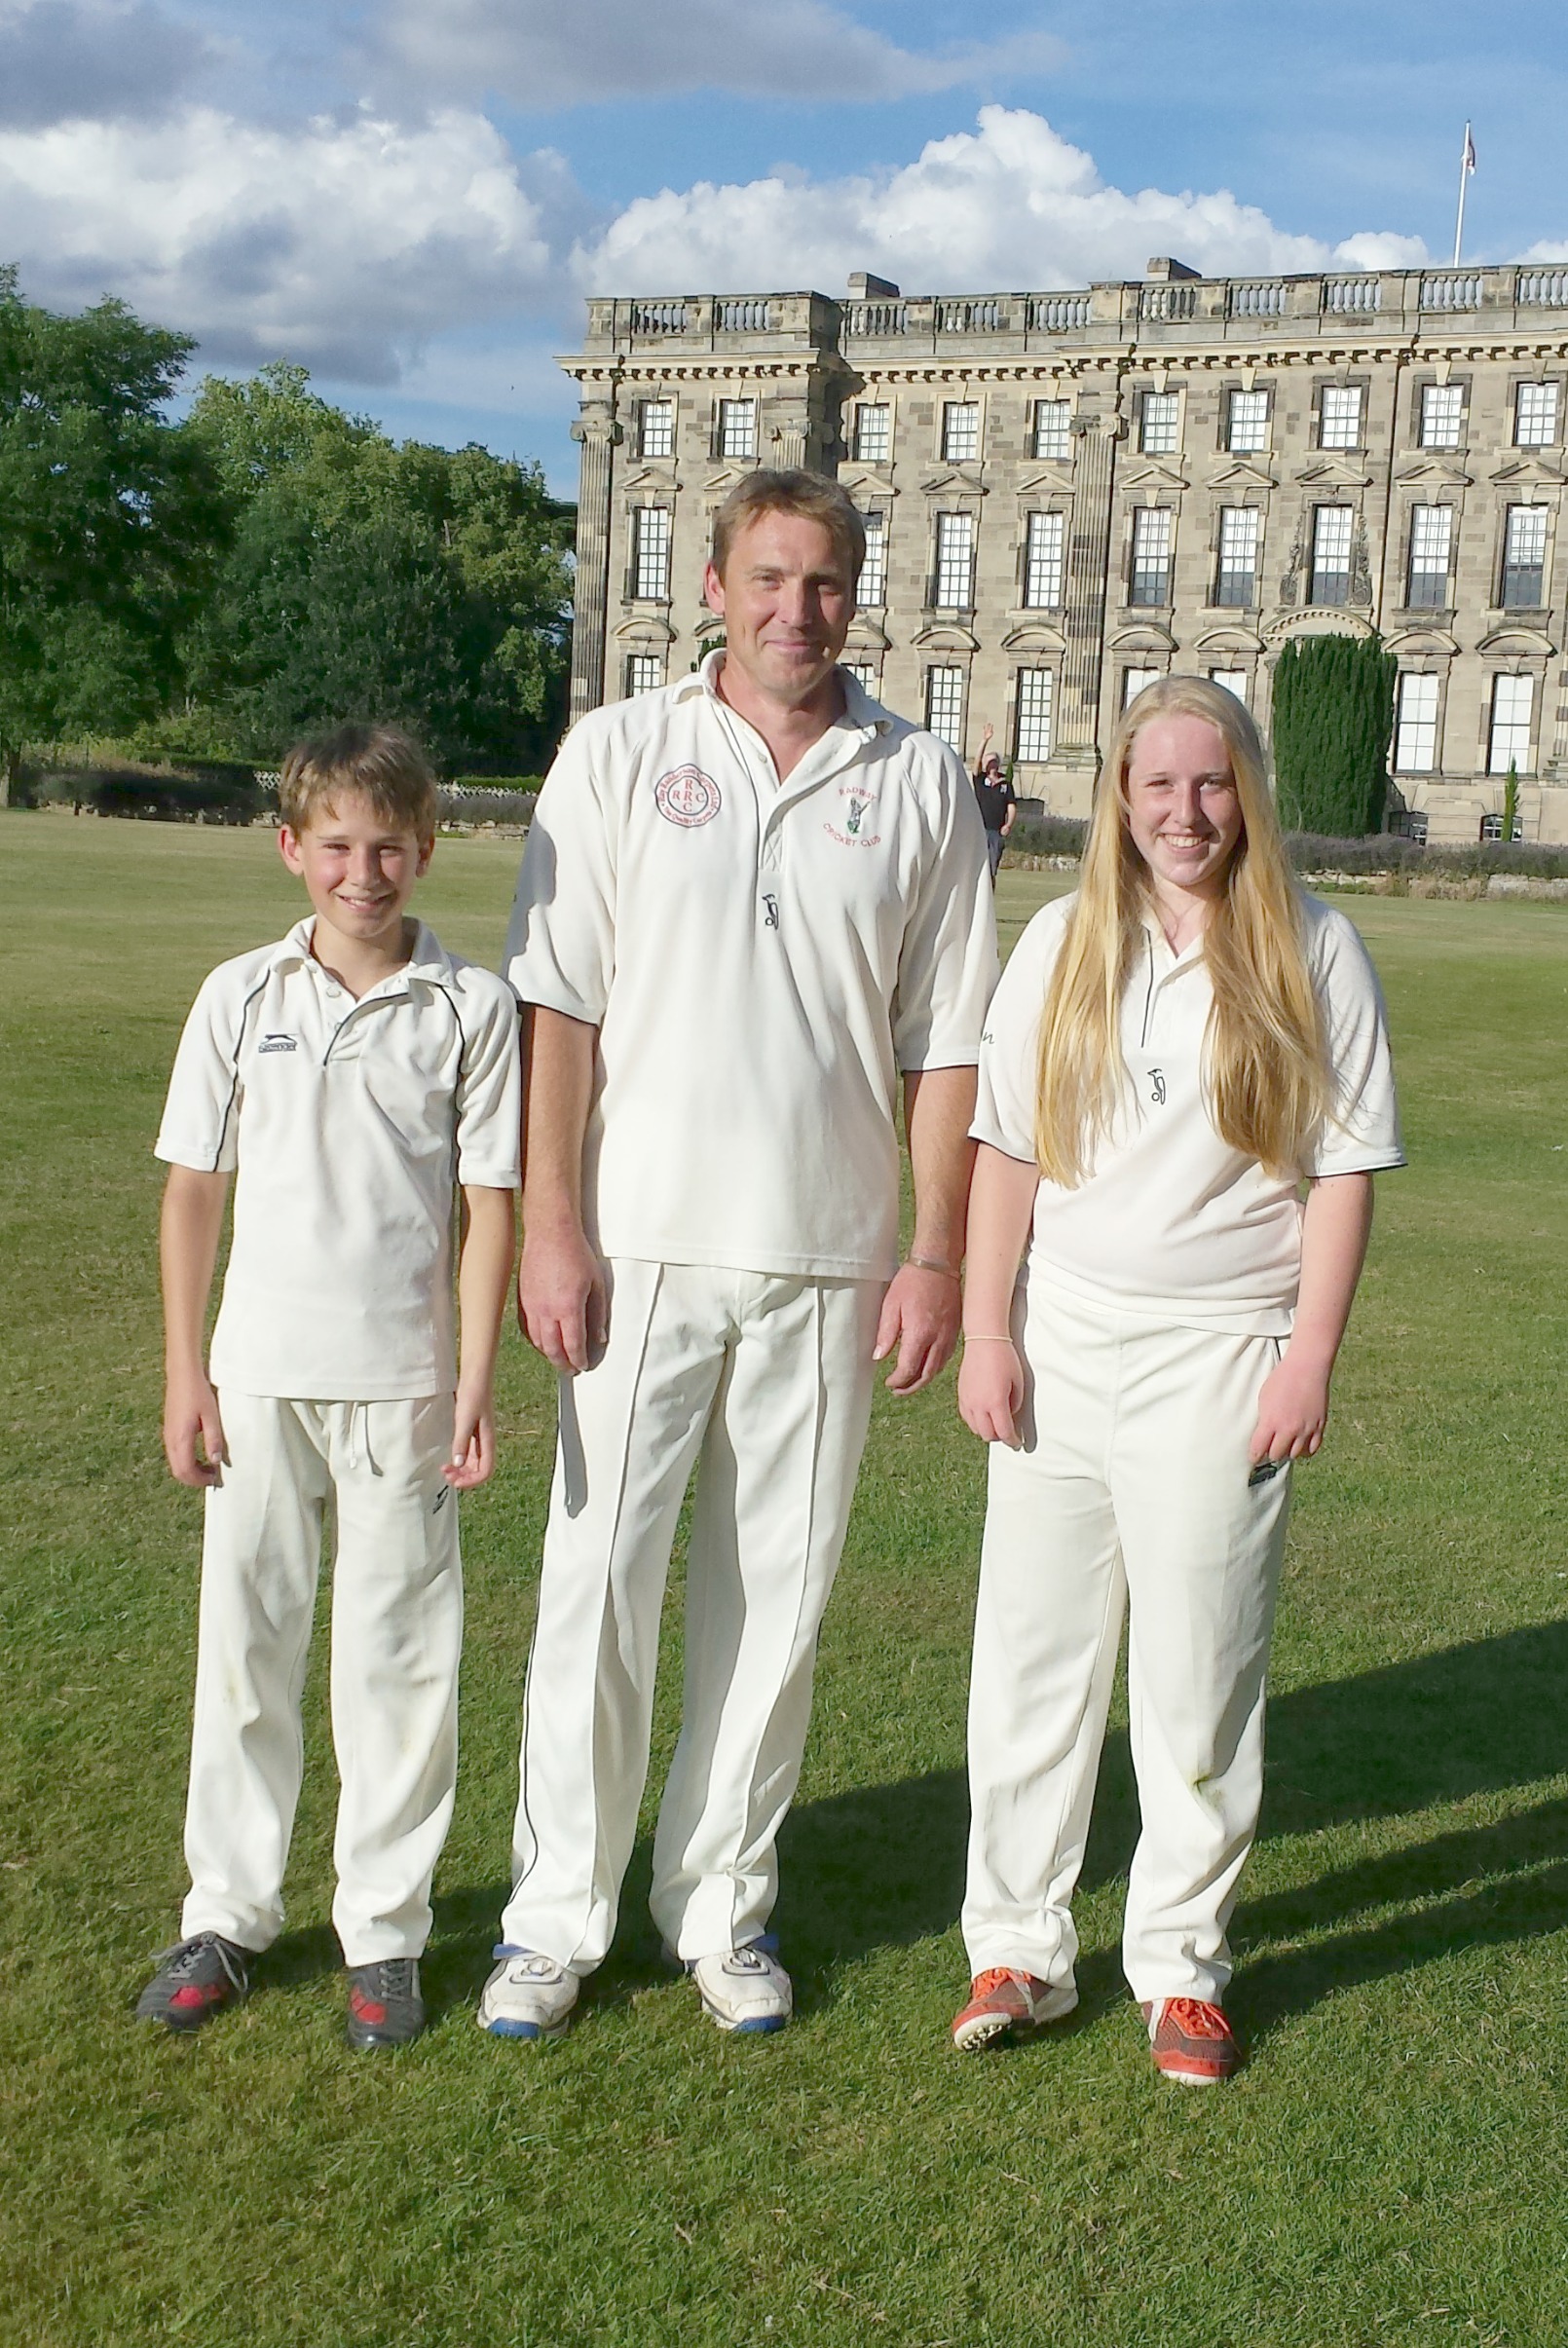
top-left (676, 646), bottom-right (890, 741)
top-left (272, 916), bottom-right (455, 988)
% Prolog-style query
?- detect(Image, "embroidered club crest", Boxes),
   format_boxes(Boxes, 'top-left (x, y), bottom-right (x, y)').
top-left (653, 765), bottom-right (722, 828)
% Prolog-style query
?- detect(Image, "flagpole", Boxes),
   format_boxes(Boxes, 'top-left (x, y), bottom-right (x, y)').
top-left (1453, 122), bottom-right (1472, 267)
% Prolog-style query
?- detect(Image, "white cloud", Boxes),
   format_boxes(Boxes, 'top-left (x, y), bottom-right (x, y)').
top-left (369, 0), bottom-right (1062, 108)
top-left (0, 103), bottom-right (589, 379)
top-left (582, 107), bottom-right (1429, 295)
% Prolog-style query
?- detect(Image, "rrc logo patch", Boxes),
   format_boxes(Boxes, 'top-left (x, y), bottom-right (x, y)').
top-left (653, 765), bottom-right (722, 828)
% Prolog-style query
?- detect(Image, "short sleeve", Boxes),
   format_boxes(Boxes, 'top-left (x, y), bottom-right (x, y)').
top-left (1307, 907), bottom-right (1405, 1177)
top-left (971, 904), bottom-right (1064, 1164)
top-left (153, 969), bottom-right (248, 1174)
top-left (890, 748), bottom-right (998, 1069)
top-left (504, 725), bottom-right (617, 1024)
top-left (454, 979), bottom-right (523, 1190)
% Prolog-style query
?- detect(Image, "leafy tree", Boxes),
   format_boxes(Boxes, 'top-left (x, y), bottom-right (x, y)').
top-left (1272, 631), bottom-right (1398, 837)
top-left (0, 266), bottom-right (224, 797)
top-left (183, 366), bottom-right (574, 769)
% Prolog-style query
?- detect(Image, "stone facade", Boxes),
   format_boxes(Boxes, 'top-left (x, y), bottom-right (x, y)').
top-left (560, 262), bottom-right (1568, 843)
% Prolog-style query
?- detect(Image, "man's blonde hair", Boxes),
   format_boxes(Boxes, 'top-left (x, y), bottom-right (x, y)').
top-left (1034, 674), bottom-right (1330, 1185)
top-left (278, 724), bottom-right (438, 839)
top-left (710, 468), bottom-right (866, 585)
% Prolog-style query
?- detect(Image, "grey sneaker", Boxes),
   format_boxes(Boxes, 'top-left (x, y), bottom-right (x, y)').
top-left (689, 1942), bottom-right (792, 2034)
top-left (476, 1947), bottom-right (579, 2041)
top-left (135, 1932), bottom-right (250, 2031)
top-left (346, 1958), bottom-right (425, 2052)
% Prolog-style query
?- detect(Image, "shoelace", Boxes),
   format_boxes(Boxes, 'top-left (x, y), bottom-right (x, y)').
top-left (154, 1936), bottom-right (245, 1992)
top-left (1160, 1997), bottom-right (1230, 2040)
top-left (969, 1967), bottom-right (1039, 1999)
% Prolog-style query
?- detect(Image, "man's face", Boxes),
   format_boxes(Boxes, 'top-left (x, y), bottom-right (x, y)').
top-left (703, 510), bottom-right (855, 707)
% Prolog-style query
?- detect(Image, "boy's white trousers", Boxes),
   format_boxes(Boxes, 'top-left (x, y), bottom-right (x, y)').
top-left (180, 1391), bottom-right (463, 1964)
top-left (963, 1281), bottom-right (1292, 2005)
top-left (500, 1259), bottom-right (881, 1971)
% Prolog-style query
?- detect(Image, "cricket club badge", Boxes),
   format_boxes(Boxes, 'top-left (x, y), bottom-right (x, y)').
top-left (653, 764), bottom-right (722, 828)
top-left (824, 778), bottom-right (881, 847)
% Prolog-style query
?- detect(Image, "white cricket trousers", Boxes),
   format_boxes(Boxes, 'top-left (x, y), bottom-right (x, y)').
top-left (180, 1391), bottom-right (463, 1964)
top-left (962, 1282), bottom-right (1292, 2005)
top-left (500, 1259), bottom-right (881, 1971)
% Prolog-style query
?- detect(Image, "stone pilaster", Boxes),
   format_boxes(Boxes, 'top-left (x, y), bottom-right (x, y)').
top-left (568, 405), bottom-right (620, 726)
top-left (1058, 413), bottom-right (1121, 760)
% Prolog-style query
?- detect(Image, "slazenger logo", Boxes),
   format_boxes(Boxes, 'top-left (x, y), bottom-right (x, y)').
top-left (824, 779), bottom-right (881, 848)
top-left (653, 764), bottom-right (722, 828)
top-left (256, 1032), bottom-right (297, 1054)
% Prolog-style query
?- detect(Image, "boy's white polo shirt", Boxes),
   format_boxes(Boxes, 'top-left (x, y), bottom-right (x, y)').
top-left (156, 918), bottom-right (521, 1399)
top-left (974, 891), bottom-right (1403, 1335)
top-left (504, 654), bottom-right (996, 1283)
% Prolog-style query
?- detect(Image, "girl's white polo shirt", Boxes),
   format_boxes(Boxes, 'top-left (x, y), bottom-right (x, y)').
top-left (974, 891), bottom-right (1404, 1335)
top-left (155, 919), bottom-right (521, 1399)
top-left (504, 657), bottom-right (996, 1283)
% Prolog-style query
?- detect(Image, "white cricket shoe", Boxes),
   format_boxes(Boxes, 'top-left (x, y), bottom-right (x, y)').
top-left (476, 1947), bottom-right (579, 2041)
top-left (689, 1943), bottom-right (793, 2034)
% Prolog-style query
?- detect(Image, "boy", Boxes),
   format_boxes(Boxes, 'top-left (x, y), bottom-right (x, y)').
top-left (138, 724), bottom-right (519, 2050)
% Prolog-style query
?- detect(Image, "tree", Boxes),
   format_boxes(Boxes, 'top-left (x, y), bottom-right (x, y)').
top-left (183, 367), bottom-right (575, 769)
top-left (0, 267), bottom-right (224, 798)
top-left (1272, 631), bottom-right (1398, 838)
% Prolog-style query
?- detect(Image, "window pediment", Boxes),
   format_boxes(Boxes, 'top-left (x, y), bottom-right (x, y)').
top-left (622, 465), bottom-right (679, 492)
top-left (1193, 623), bottom-right (1265, 654)
top-left (1384, 625), bottom-right (1459, 656)
top-left (1108, 621), bottom-right (1177, 653)
top-left (1264, 610), bottom-right (1375, 648)
top-left (1489, 455), bottom-right (1568, 490)
top-left (919, 469), bottom-right (988, 497)
top-left (1210, 460), bottom-right (1277, 492)
top-left (1293, 459), bottom-right (1372, 491)
top-left (1476, 625), bottom-right (1557, 656)
top-left (912, 620), bottom-right (980, 652)
top-left (1121, 459), bottom-right (1189, 494)
top-left (612, 615), bottom-right (676, 644)
top-left (1015, 465), bottom-right (1074, 496)
top-left (1001, 620), bottom-right (1068, 653)
top-left (845, 618), bottom-right (891, 652)
top-left (839, 466), bottom-right (900, 498)
top-left (1394, 457), bottom-right (1473, 489)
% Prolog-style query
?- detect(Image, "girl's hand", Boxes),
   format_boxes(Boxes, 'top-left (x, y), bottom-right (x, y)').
top-left (1249, 1348), bottom-right (1331, 1466)
top-left (957, 1338), bottom-right (1025, 1446)
top-left (444, 1392), bottom-right (497, 1489)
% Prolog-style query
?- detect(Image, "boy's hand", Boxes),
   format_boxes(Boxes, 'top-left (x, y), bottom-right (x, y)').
top-left (444, 1393), bottom-right (496, 1490)
top-left (956, 1339), bottom-right (1025, 1447)
top-left (164, 1368), bottom-right (227, 1487)
top-left (1249, 1347), bottom-right (1331, 1467)
top-left (518, 1226), bottom-right (608, 1373)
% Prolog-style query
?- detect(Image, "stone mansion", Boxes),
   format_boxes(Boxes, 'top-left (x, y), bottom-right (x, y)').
top-left (560, 258), bottom-right (1568, 843)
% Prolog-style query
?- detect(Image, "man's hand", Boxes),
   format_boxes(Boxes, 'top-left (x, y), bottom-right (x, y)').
top-left (445, 1389), bottom-right (497, 1489)
top-left (873, 1263), bottom-right (961, 1395)
top-left (1249, 1346), bottom-right (1331, 1467)
top-left (956, 1339), bottom-right (1025, 1446)
top-left (518, 1224), bottom-right (608, 1373)
top-left (164, 1366), bottom-right (227, 1487)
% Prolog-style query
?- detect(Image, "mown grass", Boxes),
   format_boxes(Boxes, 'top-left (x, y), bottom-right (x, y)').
top-left (1, 814), bottom-right (1566, 2348)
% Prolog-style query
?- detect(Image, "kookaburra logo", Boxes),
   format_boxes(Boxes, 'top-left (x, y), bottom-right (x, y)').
top-left (1149, 1067), bottom-right (1167, 1105)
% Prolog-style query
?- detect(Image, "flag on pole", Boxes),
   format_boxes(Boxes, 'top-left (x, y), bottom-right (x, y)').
top-left (1464, 128), bottom-right (1476, 174)
top-left (1454, 123), bottom-right (1475, 265)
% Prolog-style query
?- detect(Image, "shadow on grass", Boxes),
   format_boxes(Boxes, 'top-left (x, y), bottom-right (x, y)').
top-left (296, 1616), bottom-right (1568, 2030)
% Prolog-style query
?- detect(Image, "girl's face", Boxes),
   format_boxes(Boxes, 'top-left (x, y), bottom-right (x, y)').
top-left (1122, 713), bottom-right (1244, 903)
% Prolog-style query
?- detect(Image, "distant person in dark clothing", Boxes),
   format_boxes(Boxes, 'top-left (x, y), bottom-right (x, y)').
top-left (972, 723), bottom-right (1017, 884)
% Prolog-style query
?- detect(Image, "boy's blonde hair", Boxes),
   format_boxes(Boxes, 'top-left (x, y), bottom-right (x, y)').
top-left (278, 724), bottom-right (438, 840)
top-left (1034, 674), bottom-right (1330, 1185)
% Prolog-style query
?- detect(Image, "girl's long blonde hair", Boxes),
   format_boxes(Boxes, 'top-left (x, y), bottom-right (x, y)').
top-left (1034, 675), bottom-right (1329, 1184)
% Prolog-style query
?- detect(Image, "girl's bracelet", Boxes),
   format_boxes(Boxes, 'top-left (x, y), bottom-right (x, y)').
top-left (962, 1332), bottom-right (1016, 1344)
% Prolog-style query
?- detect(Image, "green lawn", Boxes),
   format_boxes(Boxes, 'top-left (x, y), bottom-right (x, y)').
top-left (2, 815), bottom-right (1566, 2348)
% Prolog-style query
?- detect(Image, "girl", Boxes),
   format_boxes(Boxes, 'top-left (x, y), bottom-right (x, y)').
top-left (952, 676), bottom-right (1402, 2082)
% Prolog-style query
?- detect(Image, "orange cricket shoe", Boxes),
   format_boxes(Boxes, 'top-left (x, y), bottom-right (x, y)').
top-left (1142, 1995), bottom-right (1243, 2084)
top-left (952, 1967), bottom-right (1077, 2052)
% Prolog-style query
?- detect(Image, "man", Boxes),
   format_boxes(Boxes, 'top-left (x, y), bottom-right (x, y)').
top-left (481, 468), bottom-right (995, 2041)
top-left (972, 723), bottom-right (1017, 885)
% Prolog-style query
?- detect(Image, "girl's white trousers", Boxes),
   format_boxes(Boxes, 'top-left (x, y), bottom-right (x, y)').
top-left (500, 1260), bottom-right (881, 1972)
top-left (963, 1282), bottom-right (1292, 2004)
top-left (180, 1391), bottom-right (463, 1964)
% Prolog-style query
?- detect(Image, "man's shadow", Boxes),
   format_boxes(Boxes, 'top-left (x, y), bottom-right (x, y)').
top-left (287, 1616), bottom-right (1568, 2031)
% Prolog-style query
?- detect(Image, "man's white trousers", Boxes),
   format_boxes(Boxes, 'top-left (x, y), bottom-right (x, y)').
top-left (181, 1391), bottom-right (463, 1964)
top-left (963, 1283), bottom-right (1292, 2005)
top-left (501, 1259), bottom-right (881, 1971)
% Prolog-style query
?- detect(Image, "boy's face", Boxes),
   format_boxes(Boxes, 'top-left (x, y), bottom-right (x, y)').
top-left (279, 792), bottom-right (432, 953)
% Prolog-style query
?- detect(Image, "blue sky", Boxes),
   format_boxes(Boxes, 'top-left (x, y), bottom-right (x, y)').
top-left (2, 0), bottom-right (1565, 492)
